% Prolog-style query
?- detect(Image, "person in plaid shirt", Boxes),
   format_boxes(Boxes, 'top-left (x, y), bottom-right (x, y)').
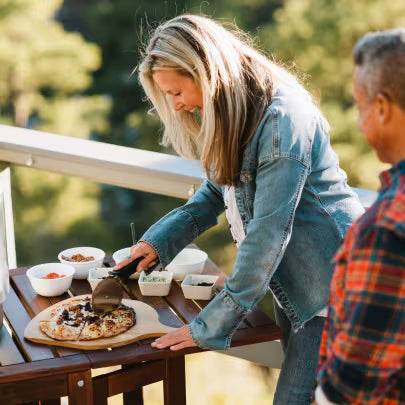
top-left (315, 29), bottom-right (405, 404)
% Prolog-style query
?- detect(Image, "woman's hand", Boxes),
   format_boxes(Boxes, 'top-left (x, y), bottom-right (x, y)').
top-left (151, 325), bottom-right (197, 351)
top-left (113, 241), bottom-right (158, 273)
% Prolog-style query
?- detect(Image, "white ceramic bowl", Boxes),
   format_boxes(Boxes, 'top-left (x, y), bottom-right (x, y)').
top-left (138, 270), bottom-right (173, 296)
top-left (112, 247), bottom-right (139, 279)
top-left (27, 263), bottom-right (74, 297)
top-left (58, 247), bottom-right (105, 279)
top-left (181, 274), bottom-right (218, 300)
top-left (166, 248), bottom-right (208, 281)
top-left (112, 247), bottom-right (131, 264)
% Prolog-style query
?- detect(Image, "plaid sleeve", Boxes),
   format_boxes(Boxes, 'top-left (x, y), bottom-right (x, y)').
top-left (318, 225), bottom-right (405, 404)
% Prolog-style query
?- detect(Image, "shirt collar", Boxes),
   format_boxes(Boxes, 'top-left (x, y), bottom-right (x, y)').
top-left (379, 159), bottom-right (405, 191)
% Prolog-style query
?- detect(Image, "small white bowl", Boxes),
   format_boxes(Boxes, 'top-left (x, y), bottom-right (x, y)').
top-left (58, 247), bottom-right (105, 279)
top-left (27, 263), bottom-right (74, 297)
top-left (181, 274), bottom-right (218, 300)
top-left (112, 247), bottom-right (139, 279)
top-left (138, 270), bottom-right (173, 296)
top-left (112, 247), bottom-right (131, 264)
top-left (166, 248), bottom-right (208, 281)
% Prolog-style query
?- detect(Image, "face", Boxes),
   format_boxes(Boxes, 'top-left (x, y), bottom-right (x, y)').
top-left (152, 70), bottom-right (203, 113)
top-left (353, 67), bottom-right (388, 161)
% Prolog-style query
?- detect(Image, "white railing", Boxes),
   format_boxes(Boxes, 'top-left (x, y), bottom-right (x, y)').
top-left (0, 124), bottom-right (378, 206)
top-left (0, 125), bottom-right (205, 200)
top-left (0, 124), bottom-right (378, 369)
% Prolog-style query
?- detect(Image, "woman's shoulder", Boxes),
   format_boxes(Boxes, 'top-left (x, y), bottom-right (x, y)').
top-left (267, 85), bottom-right (319, 122)
top-left (255, 86), bottom-right (322, 134)
top-left (250, 86), bottom-right (325, 163)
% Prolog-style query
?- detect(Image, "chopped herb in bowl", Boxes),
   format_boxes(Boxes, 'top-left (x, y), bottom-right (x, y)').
top-left (195, 282), bottom-right (214, 287)
top-left (142, 275), bottom-right (168, 283)
top-left (138, 270), bottom-right (173, 296)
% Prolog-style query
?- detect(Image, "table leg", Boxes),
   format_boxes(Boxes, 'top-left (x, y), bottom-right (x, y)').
top-left (123, 387), bottom-right (143, 405)
top-left (67, 371), bottom-right (93, 405)
top-left (164, 356), bottom-right (186, 405)
top-left (122, 364), bottom-right (144, 405)
top-left (92, 376), bottom-right (108, 405)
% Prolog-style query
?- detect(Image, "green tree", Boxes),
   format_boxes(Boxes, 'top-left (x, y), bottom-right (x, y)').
top-left (0, 0), bottom-right (101, 127)
top-left (0, 0), bottom-right (115, 265)
top-left (258, 0), bottom-right (405, 189)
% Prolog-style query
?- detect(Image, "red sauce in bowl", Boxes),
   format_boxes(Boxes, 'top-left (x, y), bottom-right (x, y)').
top-left (42, 272), bottom-right (65, 279)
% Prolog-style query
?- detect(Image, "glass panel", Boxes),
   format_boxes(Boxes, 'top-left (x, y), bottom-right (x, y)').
top-left (0, 194), bottom-right (8, 269)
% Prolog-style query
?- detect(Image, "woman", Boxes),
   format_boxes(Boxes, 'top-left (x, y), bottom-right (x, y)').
top-left (115, 14), bottom-right (364, 403)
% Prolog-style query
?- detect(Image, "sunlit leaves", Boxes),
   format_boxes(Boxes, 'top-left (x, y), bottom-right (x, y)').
top-left (259, 0), bottom-right (405, 189)
top-left (0, 0), bottom-right (101, 125)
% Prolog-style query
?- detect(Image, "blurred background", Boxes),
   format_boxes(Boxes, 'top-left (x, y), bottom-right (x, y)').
top-left (1, 0), bottom-right (404, 403)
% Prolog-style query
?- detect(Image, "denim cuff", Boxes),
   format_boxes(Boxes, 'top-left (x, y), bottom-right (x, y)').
top-left (189, 289), bottom-right (249, 350)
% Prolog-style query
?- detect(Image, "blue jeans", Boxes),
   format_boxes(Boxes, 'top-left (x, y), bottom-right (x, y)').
top-left (273, 302), bottom-right (325, 404)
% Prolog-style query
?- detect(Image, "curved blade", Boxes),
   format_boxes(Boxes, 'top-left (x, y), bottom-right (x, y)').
top-left (91, 277), bottom-right (123, 313)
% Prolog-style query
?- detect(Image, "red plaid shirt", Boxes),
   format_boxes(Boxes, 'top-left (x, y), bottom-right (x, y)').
top-left (317, 160), bottom-right (405, 404)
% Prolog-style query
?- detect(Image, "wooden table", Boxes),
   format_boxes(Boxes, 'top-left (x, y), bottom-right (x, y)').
top-left (0, 250), bottom-right (282, 405)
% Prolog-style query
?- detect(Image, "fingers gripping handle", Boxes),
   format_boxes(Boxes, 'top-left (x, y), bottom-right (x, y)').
top-left (110, 256), bottom-right (161, 282)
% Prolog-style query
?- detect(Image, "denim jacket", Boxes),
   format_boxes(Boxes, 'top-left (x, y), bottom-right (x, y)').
top-left (141, 86), bottom-right (365, 350)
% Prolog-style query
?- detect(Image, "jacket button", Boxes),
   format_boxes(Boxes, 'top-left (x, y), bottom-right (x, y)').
top-left (224, 205), bottom-right (228, 210)
top-left (228, 224), bottom-right (232, 229)
top-left (233, 240), bottom-right (237, 244)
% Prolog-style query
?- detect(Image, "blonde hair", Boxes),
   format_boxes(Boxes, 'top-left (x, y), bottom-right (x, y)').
top-left (138, 14), bottom-right (308, 185)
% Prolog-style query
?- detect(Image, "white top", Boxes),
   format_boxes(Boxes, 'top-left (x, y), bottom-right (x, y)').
top-left (224, 186), bottom-right (246, 248)
top-left (224, 186), bottom-right (327, 317)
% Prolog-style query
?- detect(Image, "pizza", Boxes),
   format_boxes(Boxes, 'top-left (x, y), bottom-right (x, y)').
top-left (39, 296), bottom-right (136, 341)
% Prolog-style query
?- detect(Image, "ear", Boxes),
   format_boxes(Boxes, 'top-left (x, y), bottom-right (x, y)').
top-left (375, 92), bottom-right (392, 124)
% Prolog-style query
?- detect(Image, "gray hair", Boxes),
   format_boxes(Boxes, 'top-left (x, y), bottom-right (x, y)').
top-left (353, 28), bottom-right (405, 110)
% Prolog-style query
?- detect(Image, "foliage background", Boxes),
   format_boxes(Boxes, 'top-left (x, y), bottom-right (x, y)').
top-left (1, 1), bottom-right (404, 401)
top-left (3, 0), bottom-right (403, 267)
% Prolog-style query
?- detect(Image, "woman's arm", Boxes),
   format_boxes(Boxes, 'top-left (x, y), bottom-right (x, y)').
top-left (140, 179), bottom-right (225, 268)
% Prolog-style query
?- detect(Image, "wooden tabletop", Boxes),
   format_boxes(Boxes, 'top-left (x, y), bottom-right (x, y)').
top-left (0, 249), bottom-right (282, 388)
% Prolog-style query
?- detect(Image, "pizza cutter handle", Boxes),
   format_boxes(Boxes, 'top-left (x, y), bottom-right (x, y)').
top-left (110, 256), bottom-right (161, 282)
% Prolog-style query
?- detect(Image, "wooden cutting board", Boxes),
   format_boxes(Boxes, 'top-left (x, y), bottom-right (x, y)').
top-left (24, 295), bottom-right (178, 350)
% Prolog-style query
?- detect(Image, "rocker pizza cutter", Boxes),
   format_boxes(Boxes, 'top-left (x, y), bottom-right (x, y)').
top-left (91, 256), bottom-right (161, 312)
